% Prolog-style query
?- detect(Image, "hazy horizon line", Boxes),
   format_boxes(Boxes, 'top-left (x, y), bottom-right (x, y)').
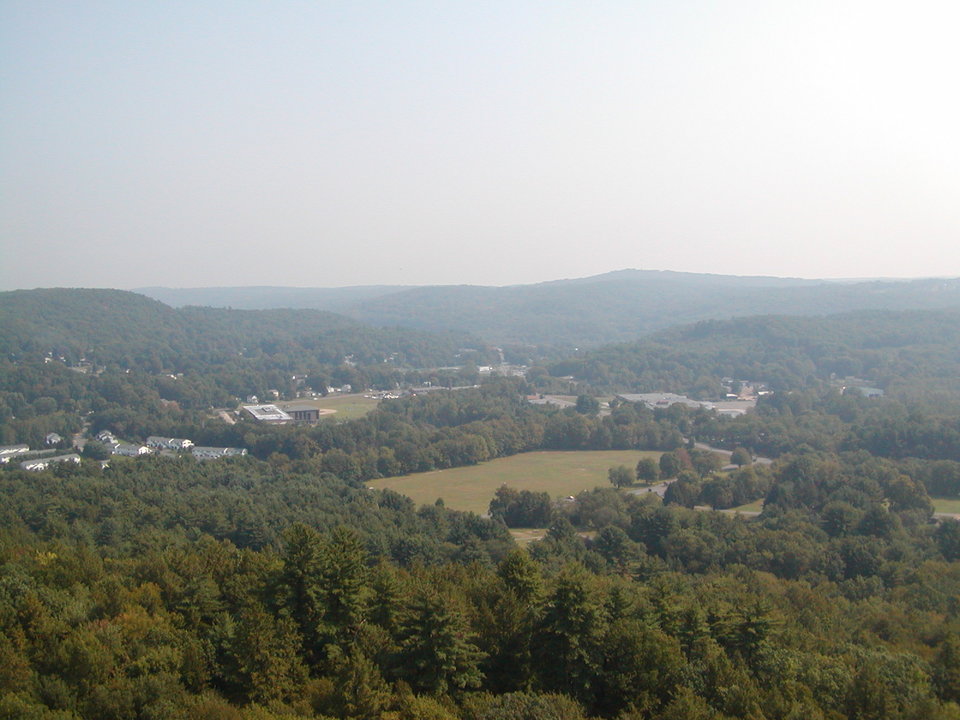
top-left (4, 267), bottom-right (960, 294)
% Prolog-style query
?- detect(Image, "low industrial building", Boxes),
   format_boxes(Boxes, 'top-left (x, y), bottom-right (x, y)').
top-left (617, 393), bottom-right (712, 411)
top-left (282, 403), bottom-right (321, 423)
top-left (241, 404), bottom-right (292, 424)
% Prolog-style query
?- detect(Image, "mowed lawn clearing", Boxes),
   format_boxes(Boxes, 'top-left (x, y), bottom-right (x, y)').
top-left (369, 450), bottom-right (661, 515)
top-left (726, 498), bottom-right (766, 514)
top-left (726, 496), bottom-right (960, 517)
top-left (933, 497), bottom-right (960, 515)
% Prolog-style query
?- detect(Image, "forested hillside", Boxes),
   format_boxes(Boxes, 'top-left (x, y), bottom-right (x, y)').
top-left (550, 309), bottom-right (960, 402)
top-left (140, 270), bottom-right (960, 351)
top-left (0, 288), bottom-right (492, 370)
top-left (0, 288), bottom-right (497, 445)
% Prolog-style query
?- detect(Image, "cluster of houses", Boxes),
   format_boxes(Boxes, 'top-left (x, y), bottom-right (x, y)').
top-left (1, 443), bottom-right (81, 472)
top-left (97, 430), bottom-right (152, 457)
top-left (95, 431), bottom-right (247, 461)
top-left (1, 431), bottom-right (248, 471)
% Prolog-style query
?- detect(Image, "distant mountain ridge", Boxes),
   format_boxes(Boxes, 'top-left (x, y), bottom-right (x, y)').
top-left (126, 270), bottom-right (960, 350)
top-left (136, 284), bottom-right (412, 312)
top-left (136, 269), bottom-right (822, 310)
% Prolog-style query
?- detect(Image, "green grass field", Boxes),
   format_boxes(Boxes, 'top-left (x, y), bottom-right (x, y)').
top-left (369, 449), bottom-right (662, 515)
top-left (509, 528), bottom-right (548, 545)
top-left (278, 394), bottom-right (380, 421)
top-left (933, 497), bottom-right (960, 515)
top-left (724, 497), bottom-right (960, 516)
top-left (725, 498), bottom-right (765, 514)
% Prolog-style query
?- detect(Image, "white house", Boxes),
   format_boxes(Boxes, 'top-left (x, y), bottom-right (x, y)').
top-left (97, 431), bottom-right (119, 446)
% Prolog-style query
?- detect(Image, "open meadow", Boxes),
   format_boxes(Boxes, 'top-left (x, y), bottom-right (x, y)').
top-left (369, 449), bottom-right (661, 515)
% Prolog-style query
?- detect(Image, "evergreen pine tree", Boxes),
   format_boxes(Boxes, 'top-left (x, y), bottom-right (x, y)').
top-left (395, 585), bottom-right (485, 695)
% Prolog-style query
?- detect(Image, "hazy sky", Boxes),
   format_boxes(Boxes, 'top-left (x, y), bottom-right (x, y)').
top-left (2, 1), bottom-right (958, 290)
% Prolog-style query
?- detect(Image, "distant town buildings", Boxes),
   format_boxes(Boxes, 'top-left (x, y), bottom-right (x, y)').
top-left (617, 393), bottom-right (710, 410)
top-left (617, 392), bottom-right (756, 417)
top-left (191, 446), bottom-right (248, 460)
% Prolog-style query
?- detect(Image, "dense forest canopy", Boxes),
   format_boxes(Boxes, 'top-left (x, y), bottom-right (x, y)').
top-left (3, 435), bottom-right (960, 718)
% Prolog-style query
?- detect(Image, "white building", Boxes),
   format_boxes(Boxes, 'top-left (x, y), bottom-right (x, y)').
top-left (241, 404), bottom-right (292, 424)
top-left (97, 431), bottom-right (119, 446)
top-left (20, 454), bottom-right (81, 471)
top-left (113, 443), bottom-right (151, 457)
top-left (0, 444), bottom-right (30, 463)
top-left (146, 436), bottom-right (195, 450)
top-left (191, 446), bottom-right (248, 460)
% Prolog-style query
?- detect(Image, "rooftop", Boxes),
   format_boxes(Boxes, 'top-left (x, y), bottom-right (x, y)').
top-left (241, 404), bottom-right (292, 423)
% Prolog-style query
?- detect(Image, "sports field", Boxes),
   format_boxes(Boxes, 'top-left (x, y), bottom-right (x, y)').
top-left (278, 394), bottom-right (380, 420)
top-left (369, 449), bottom-right (661, 515)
